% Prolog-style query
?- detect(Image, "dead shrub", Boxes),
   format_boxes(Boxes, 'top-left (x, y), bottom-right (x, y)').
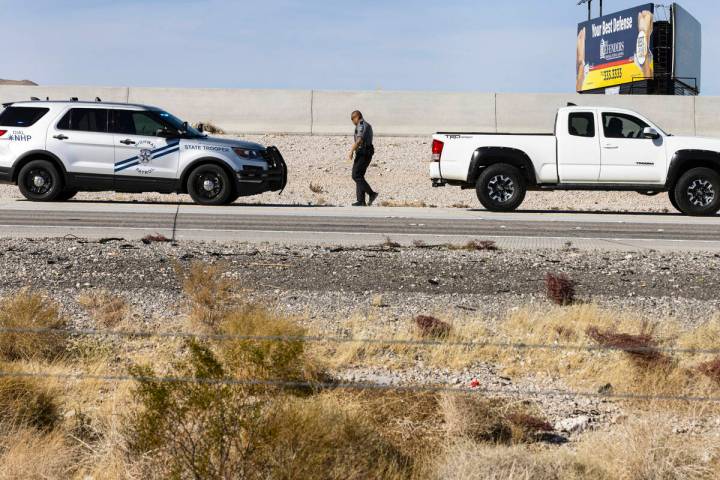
top-left (698, 356), bottom-right (720, 385)
top-left (414, 315), bottom-right (451, 339)
top-left (0, 376), bottom-right (60, 431)
top-left (440, 394), bottom-right (552, 445)
top-left (0, 290), bottom-right (67, 361)
top-left (544, 272), bottom-right (576, 306)
top-left (193, 121), bottom-right (225, 134)
top-left (586, 326), bottom-right (671, 368)
top-left (382, 237), bottom-right (401, 249)
top-left (180, 262), bottom-right (235, 329)
top-left (78, 290), bottom-right (128, 328)
top-left (450, 240), bottom-right (498, 252)
top-left (309, 182), bottom-right (325, 194)
top-left (141, 233), bottom-right (170, 244)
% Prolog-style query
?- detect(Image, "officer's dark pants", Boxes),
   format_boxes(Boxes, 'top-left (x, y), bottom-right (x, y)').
top-left (352, 146), bottom-right (375, 203)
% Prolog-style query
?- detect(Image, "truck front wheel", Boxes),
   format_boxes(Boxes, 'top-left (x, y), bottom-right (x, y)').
top-left (475, 164), bottom-right (527, 212)
top-left (673, 167), bottom-right (720, 216)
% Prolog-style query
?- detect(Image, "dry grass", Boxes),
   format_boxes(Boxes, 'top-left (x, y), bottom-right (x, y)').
top-left (180, 261), bottom-right (236, 329)
top-left (78, 290), bottom-right (129, 328)
top-left (0, 428), bottom-right (79, 480)
top-left (140, 233), bottom-right (170, 244)
top-left (439, 394), bottom-right (552, 445)
top-left (0, 289), bottom-right (67, 361)
top-left (379, 199), bottom-right (433, 208)
top-left (0, 376), bottom-right (59, 431)
top-left (433, 414), bottom-right (720, 479)
top-left (218, 303), bottom-right (325, 386)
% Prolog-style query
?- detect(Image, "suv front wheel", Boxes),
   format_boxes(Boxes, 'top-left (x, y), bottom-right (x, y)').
top-left (476, 163), bottom-right (527, 212)
top-left (187, 164), bottom-right (234, 205)
top-left (17, 160), bottom-right (64, 202)
top-left (673, 167), bottom-right (720, 216)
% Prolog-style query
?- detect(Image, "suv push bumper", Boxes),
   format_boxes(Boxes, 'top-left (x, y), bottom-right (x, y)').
top-left (235, 146), bottom-right (288, 196)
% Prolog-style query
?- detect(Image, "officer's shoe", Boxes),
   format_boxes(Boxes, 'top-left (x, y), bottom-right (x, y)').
top-left (368, 192), bottom-right (379, 206)
top-left (352, 201), bottom-right (367, 207)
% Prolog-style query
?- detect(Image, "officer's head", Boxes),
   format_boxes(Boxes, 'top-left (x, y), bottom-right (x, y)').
top-left (351, 110), bottom-right (363, 126)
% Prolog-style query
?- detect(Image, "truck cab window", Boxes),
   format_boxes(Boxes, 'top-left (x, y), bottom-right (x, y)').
top-left (568, 112), bottom-right (595, 137)
top-left (602, 113), bottom-right (649, 139)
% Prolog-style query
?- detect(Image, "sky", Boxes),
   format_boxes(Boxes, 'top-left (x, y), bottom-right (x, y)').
top-left (3, 0), bottom-right (718, 94)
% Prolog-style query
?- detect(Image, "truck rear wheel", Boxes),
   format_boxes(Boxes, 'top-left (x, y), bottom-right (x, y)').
top-left (673, 167), bottom-right (720, 216)
top-left (17, 160), bottom-right (64, 202)
top-left (475, 164), bottom-right (526, 212)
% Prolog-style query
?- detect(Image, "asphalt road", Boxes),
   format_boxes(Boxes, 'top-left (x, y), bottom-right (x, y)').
top-left (0, 200), bottom-right (718, 251)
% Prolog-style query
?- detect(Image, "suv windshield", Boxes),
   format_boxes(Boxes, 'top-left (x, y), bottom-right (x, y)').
top-left (155, 110), bottom-right (205, 138)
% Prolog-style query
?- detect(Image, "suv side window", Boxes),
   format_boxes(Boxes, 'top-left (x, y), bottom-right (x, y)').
top-left (112, 110), bottom-right (169, 136)
top-left (568, 112), bottom-right (595, 138)
top-left (0, 107), bottom-right (50, 127)
top-left (57, 108), bottom-right (109, 133)
top-left (602, 113), bottom-right (649, 139)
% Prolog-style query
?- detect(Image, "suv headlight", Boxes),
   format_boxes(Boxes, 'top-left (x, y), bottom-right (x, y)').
top-left (233, 147), bottom-right (263, 159)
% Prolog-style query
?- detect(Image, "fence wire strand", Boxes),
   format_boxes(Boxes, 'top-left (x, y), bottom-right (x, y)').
top-left (1, 369), bottom-right (720, 403)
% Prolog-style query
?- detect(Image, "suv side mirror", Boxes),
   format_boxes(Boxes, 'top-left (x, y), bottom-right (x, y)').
top-left (155, 128), bottom-right (179, 138)
top-left (642, 127), bottom-right (660, 140)
top-left (196, 123), bottom-right (204, 133)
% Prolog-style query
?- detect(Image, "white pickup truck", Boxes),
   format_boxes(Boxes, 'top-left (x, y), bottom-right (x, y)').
top-left (430, 105), bottom-right (720, 216)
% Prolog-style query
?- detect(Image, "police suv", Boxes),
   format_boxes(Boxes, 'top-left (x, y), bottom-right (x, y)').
top-left (0, 99), bottom-right (287, 204)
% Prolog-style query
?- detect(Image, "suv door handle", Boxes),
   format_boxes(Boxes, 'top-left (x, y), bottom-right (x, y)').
top-left (120, 139), bottom-right (136, 145)
top-left (603, 144), bottom-right (619, 150)
top-left (53, 134), bottom-right (69, 140)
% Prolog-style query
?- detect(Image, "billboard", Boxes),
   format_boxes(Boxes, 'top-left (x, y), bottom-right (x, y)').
top-left (576, 4), bottom-right (655, 92)
top-left (672, 3), bottom-right (701, 92)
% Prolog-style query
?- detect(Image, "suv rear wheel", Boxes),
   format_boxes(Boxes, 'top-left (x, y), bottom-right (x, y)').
top-left (475, 163), bottom-right (527, 212)
top-left (187, 164), bottom-right (234, 205)
top-left (673, 167), bottom-right (720, 216)
top-left (17, 160), bottom-right (64, 202)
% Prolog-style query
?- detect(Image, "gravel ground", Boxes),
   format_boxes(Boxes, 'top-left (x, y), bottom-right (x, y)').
top-left (0, 134), bottom-right (676, 212)
top-left (2, 237), bottom-right (717, 435)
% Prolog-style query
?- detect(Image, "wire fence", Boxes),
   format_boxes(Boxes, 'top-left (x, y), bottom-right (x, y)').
top-left (2, 325), bottom-right (719, 403)
top-left (1, 369), bottom-right (719, 404)
top-left (1, 326), bottom-right (718, 356)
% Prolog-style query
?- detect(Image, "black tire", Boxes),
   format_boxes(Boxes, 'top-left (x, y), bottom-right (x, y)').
top-left (673, 167), bottom-right (720, 216)
top-left (186, 163), bottom-right (234, 205)
top-left (56, 189), bottom-right (79, 201)
top-left (17, 160), bottom-right (64, 202)
top-left (668, 190), bottom-right (680, 213)
top-left (475, 163), bottom-right (527, 212)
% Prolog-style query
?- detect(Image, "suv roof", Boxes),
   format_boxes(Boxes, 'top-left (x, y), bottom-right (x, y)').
top-left (4, 100), bottom-right (158, 110)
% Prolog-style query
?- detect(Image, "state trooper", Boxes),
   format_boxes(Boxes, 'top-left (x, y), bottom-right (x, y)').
top-left (348, 110), bottom-right (378, 206)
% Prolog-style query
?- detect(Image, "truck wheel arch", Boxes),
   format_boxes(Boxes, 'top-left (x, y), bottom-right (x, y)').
top-left (11, 150), bottom-right (68, 184)
top-left (179, 157), bottom-right (236, 194)
top-left (666, 150), bottom-right (720, 190)
top-left (468, 147), bottom-right (537, 186)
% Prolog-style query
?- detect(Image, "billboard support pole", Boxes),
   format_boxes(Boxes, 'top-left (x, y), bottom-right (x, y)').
top-left (599, 0), bottom-right (602, 17)
top-left (587, 0), bottom-right (592, 21)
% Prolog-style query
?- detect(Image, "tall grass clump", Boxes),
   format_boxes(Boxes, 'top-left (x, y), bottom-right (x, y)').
top-left (78, 290), bottom-right (128, 328)
top-left (0, 376), bottom-right (60, 431)
top-left (180, 262), bottom-right (235, 329)
top-left (0, 289), bottom-right (67, 361)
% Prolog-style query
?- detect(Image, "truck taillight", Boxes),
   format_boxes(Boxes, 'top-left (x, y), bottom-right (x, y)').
top-left (432, 139), bottom-right (444, 162)
top-left (0, 130), bottom-right (6, 137)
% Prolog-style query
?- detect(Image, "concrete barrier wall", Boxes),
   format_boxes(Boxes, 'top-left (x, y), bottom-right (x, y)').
top-left (0, 85), bottom-right (716, 138)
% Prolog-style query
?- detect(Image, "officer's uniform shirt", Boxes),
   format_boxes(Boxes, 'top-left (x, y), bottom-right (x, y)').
top-left (354, 120), bottom-right (373, 149)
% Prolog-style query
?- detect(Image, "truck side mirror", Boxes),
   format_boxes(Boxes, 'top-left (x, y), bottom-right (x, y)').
top-left (642, 127), bottom-right (660, 140)
top-left (196, 123), bottom-right (204, 133)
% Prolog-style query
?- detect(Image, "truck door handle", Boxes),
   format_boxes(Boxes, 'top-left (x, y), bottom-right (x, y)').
top-left (120, 139), bottom-right (136, 145)
top-left (53, 134), bottom-right (68, 140)
top-left (603, 145), bottom-right (619, 150)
